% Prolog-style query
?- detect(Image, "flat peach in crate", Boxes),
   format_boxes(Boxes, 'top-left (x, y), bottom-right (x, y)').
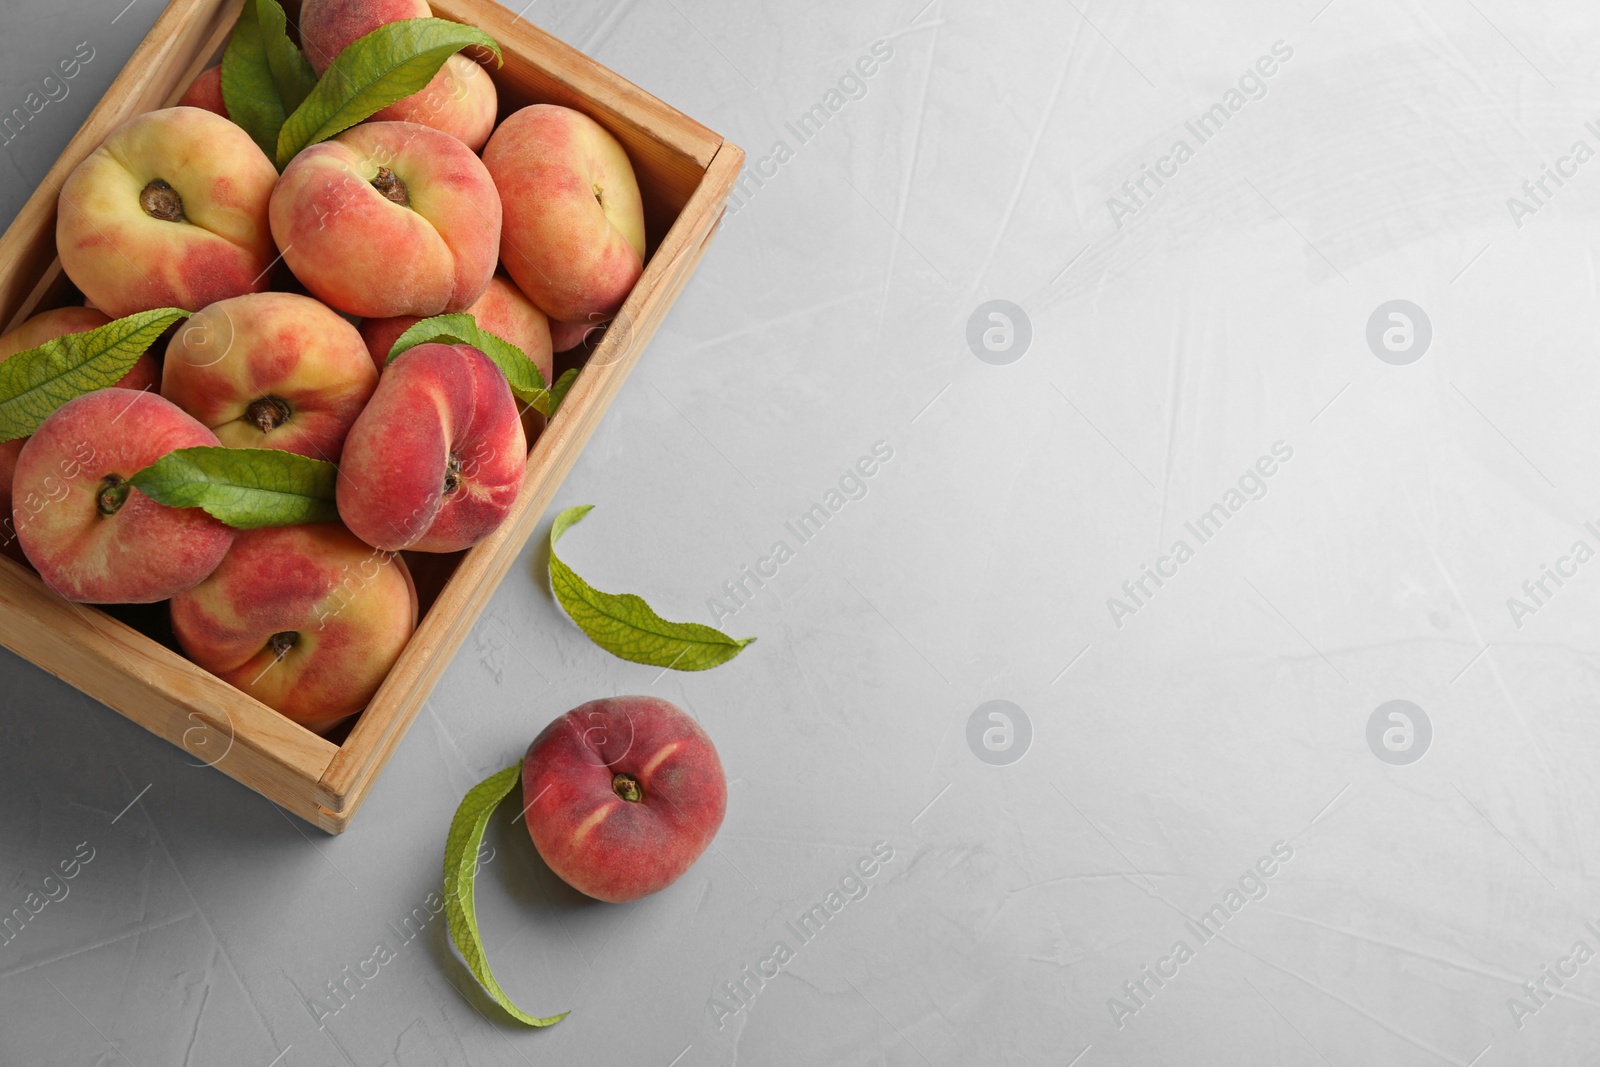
top-left (0, 0), bottom-right (742, 832)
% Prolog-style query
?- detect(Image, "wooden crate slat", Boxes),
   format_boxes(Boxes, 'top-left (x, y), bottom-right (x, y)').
top-left (0, 557), bottom-right (339, 807)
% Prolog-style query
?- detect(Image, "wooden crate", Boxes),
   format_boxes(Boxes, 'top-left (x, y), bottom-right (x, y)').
top-left (0, 0), bottom-right (742, 831)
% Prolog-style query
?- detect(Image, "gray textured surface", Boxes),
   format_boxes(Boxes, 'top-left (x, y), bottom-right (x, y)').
top-left (4, 0), bottom-right (1600, 1064)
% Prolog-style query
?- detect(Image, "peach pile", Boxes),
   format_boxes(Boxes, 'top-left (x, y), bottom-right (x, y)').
top-left (3, 2), bottom-right (650, 735)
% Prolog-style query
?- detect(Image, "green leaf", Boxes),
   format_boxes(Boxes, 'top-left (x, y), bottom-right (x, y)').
top-left (127, 446), bottom-right (338, 529)
top-left (0, 307), bottom-right (189, 442)
top-left (548, 505), bottom-right (755, 670)
top-left (277, 18), bottom-right (502, 168)
top-left (443, 763), bottom-right (569, 1028)
top-left (548, 368), bottom-right (579, 419)
top-left (256, 0), bottom-right (318, 113)
top-left (221, 0), bottom-right (315, 160)
top-left (387, 313), bottom-right (560, 416)
top-left (220, 2), bottom-right (279, 157)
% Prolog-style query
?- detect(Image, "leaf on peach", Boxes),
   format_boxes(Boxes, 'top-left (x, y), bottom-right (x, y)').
top-left (443, 762), bottom-right (569, 1028)
top-left (276, 18), bottom-right (502, 168)
top-left (387, 312), bottom-right (569, 417)
top-left (127, 446), bottom-right (338, 528)
top-left (221, 0), bottom-right (317, 161)
top-left (0, 307), bottom-right (189, 442)
top-left (549, 505), bottom-right (756, 670)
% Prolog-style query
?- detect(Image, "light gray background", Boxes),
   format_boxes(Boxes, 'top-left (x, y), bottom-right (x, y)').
top-left (2, 0), bottom-right (1597, 1063)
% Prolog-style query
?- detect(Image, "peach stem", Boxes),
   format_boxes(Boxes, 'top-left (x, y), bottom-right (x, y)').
top-left (371, 167), bottom-right (410, 207)
top-left (96, 474), bottom-right (129, 516)
top-left (140, 179), bottom-right (185, 222)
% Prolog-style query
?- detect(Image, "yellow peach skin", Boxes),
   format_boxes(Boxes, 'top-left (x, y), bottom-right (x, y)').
top-left (162, 293), bottom-right (378, 462)
top-left (270, 121), bottom-right (501, 318)
top-left (170, 522), bottom-right (418, 734)
top-left (56, 107), bottom-right (279, 318)
top-left (482, 105), bottom-right (646, 324)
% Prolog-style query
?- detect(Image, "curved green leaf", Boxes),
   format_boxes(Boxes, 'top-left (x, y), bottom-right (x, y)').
top-left (220, 0), bottom-right (316, 160)
top-left (127, 446), bottom-right (337, 528)
top-left (0, 307), bottom-right (189, 442)
top-left (388, 313), bottom-right (561, 415)
top-left (277, 18), bottom-right (502, 168)
top-left (443, 763), bottom-right (568, 1028)
top-left (549, 505), bottom-right (755, 670)
top-left (257, 0), bottom-right (318, 113)
top-left (220, 1), bottom-right (279, 157)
